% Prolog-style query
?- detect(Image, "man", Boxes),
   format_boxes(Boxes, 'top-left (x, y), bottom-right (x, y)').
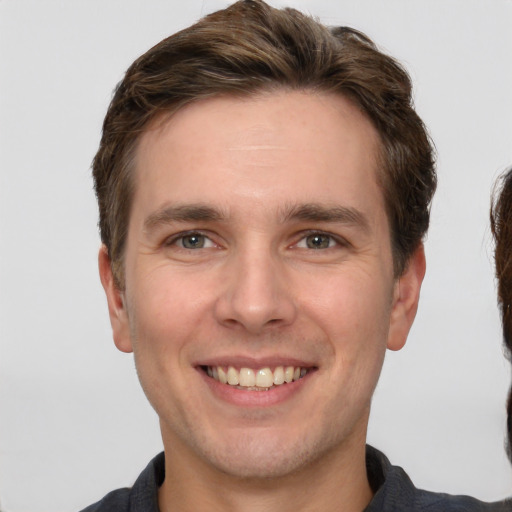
top-left (83, 1), bottom-right (509, 510)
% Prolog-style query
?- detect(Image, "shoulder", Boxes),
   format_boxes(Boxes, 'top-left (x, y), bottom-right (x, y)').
top-left (79, 488), bottom-right (130, 512)
top-left (411, 489), bottom-right (511, 512)
top-left (365, 446), bottom-right (511, 512)
top-left (78, 452), bottom-right (165, 512)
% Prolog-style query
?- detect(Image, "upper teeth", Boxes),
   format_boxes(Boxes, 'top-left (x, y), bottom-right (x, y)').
top-left (207, 366), bottom-right (307, 388)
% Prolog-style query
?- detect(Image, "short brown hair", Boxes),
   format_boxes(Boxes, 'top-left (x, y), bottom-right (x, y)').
top-left (93, 0), bottom-right (436, 288)
top-left (491, 168), bottom-right (512, 460)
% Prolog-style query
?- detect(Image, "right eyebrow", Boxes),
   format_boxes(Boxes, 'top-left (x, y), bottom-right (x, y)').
top-left (143, 204), bottom-right (225, 233)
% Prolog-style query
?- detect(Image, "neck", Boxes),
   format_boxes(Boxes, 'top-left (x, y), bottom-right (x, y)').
top-left (158, 430), bottom-right (373, 512)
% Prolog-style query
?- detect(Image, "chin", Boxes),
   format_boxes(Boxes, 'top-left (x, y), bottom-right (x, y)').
top-left (211, 449), bottom-right (311, 480)
top-left (195, 428), bottom-right (331, 480)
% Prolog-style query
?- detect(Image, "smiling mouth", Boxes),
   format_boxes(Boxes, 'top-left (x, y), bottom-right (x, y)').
top-left (201, 365), bottom-right (313, 391)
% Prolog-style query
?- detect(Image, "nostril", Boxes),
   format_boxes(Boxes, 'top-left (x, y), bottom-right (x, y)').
top-left (213, 272), bottom-right (297, 333)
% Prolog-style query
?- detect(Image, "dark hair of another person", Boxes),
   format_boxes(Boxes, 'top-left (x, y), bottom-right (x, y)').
top-left (491, 168), bottom-right (512, 460)
top-left (92, 0), bottom-right (436, 289)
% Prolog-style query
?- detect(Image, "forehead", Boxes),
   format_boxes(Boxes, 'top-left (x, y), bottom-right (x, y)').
top-left (133, 90), bottom-right (384, 223)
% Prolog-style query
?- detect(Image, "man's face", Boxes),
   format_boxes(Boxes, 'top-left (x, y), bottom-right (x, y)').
top-left (101, 91), bottom-right (423, 479)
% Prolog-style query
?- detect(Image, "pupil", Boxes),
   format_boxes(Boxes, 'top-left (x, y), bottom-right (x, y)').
top-left (308, 235), bottom-right (328, 249)
top-left (183, 234), bottom-right (203, 249)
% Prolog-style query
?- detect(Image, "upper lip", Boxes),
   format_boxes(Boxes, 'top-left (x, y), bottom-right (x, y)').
top-left (195, 355), bottom-right (317, 369)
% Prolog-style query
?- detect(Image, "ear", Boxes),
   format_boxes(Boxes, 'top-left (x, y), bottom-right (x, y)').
top-left (98, 245), bottom-right (133, 353)
top-left (387, 244), bottom-right (426, 351)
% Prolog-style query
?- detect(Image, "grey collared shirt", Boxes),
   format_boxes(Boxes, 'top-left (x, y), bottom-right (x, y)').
top-left (80, 446), bottom-right (511, 511)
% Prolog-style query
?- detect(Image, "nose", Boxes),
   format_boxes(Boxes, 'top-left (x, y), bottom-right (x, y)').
top-left (214, 246), bottom-right (297, 334)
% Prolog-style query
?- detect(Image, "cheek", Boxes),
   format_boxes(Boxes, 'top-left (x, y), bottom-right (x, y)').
top-left (300, 269), bottom-right (392, 391)
top-left (299, 268), bottom-right (393, 338)
top-left (125, 284), bottom-right (195, 376)
top-left (130, 266), bottom-right (212, 338)
top-left (126, 279), bottom-right (200, 411)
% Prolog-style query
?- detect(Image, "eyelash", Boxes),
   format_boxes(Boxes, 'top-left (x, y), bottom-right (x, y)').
top-left (293, 231), bottom-right (348, 250)
top-left (164, 230), bottom-right (348, 251)
top-left (164, 231), bottom-right (216, 250)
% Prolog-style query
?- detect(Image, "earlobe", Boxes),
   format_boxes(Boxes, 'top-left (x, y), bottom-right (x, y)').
top-left (98, 245), bottom-right (133, 353)
top-left (387, 244), bottom-right (426, 351)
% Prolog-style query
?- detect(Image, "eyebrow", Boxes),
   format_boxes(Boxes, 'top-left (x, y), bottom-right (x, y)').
top-left (143, 202), bottom-right (370, 233)
top-left (280, 203), bottom-right (370, 231)
top-left (143, 204), bottom-right (225, 232)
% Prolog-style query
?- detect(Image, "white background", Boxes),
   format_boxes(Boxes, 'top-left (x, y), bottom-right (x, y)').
top-left (1, 1), bottom-right (512, 510)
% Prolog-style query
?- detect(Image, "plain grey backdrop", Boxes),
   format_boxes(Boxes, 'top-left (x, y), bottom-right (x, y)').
top-left (1, 0), bottom-right (512, 510)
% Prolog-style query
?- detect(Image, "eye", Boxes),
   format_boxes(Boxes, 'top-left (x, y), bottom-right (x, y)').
top-left (296, 233), bottom-right (338, 250)
top-left (170, 232), bottom-right (215, 249)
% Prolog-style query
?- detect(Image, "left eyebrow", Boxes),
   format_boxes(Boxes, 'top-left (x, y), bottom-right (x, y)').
top-left (280, 203), bottom-right (370, 232)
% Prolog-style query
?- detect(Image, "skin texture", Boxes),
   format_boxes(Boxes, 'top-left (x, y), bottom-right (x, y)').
top-left (99, 90), bottom-right (425, 512)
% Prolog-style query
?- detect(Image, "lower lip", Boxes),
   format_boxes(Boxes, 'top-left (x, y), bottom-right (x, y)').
top-left (198, 368), bottom-right (312, 407)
